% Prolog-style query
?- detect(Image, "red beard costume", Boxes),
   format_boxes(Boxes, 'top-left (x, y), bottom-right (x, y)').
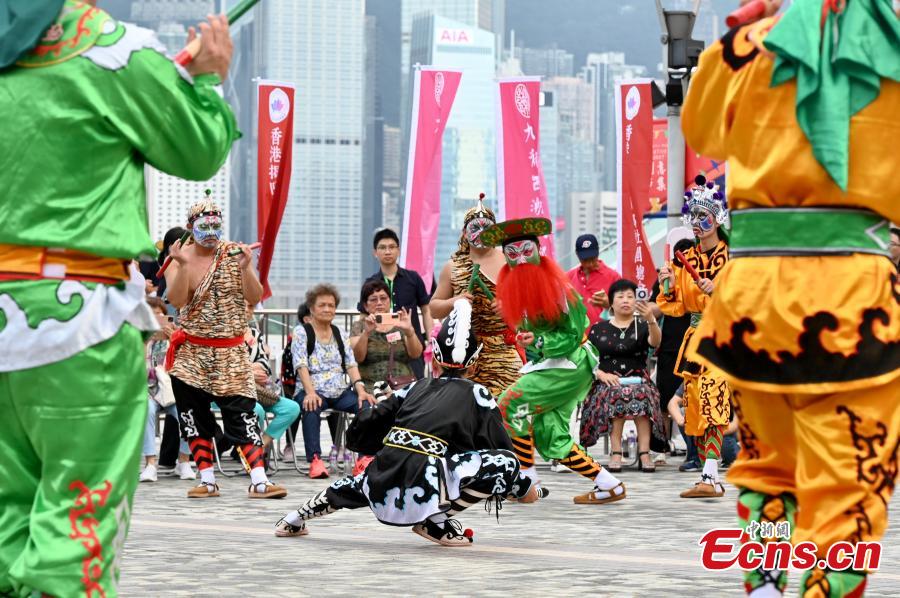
top-left (496, 258), bottom-right (577, 329)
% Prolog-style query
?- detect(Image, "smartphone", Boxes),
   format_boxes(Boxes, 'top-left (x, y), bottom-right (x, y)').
top-left (166, 316), bottom-right (175, 324)
top-left (375, 312), bottom-right (401, 331)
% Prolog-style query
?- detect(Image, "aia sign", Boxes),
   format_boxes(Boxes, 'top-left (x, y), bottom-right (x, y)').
top-left (437, 28), bottom-right (472, 45)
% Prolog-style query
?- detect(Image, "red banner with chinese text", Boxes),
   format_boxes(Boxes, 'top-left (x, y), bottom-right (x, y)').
top-left (615, 81), bottom-right (656, 297)
top-left (256, 80), bottom-right (295, 301)
top-left (496, 77), bottom-right (554, 257)
top-left (649, 118), bottom-right (668, 213)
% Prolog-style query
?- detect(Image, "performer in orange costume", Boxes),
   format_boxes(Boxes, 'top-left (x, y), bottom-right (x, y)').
top-left (682, 0), bottom-right (900, 595)
top-left (657, 176), bottom-right (731, 500)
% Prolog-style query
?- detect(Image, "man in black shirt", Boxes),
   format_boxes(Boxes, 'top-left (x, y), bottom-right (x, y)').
top-left (362, 228), bottom-right (434, 377)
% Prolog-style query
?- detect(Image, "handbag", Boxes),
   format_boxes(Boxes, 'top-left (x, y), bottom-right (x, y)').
top-left (255, 382), bottom-right (281, 408)
top-left (152, 365), bottom-right (177, 408)
top-left (386, 343), bottom-right (417, 390)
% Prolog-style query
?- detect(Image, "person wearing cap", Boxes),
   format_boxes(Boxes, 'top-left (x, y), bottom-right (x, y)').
top-left (0, 2), bottom-right (238, 595)
top-left (481, 218), bottom-right (627, 506)
top-left (566, 234), bottom-right (621, 326)
top-left (274, 299), bottom-right (538, 546)
top-left (681, 0), bottom-right (900, 595)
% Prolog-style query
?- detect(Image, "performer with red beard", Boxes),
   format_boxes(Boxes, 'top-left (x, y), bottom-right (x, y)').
top-left (481, 218), bottom-right (626, 505)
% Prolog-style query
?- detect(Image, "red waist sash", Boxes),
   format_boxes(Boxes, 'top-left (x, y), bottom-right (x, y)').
top-left (165, 329), bottom-right (245, 371)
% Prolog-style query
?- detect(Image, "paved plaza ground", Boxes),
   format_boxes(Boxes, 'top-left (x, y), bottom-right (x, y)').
top-left (121, 454), bottom-right (900, 597)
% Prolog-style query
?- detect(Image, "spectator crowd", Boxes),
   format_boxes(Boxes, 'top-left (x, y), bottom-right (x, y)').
top-left (137, 225), bottom-right (750, 485)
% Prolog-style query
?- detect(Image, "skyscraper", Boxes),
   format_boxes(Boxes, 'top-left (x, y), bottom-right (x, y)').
top-left (129, 0), bottom-right (214, 30)
top-left (543, 75), bottom-right (597, 257)
top-left (382, 125), bottom-right (403, 233)
top-left (130, 0), bottom-right (232, 244)
top-left (222, 5), bottom-right (263, 246)
top-left (260, 0), bottom-right (367, 308)
top-left (401, 0), bottom-right (502, 93)
top-left (400, 0), bottom-right (504, 184)
top-left (362, 14), bottom-right (384, 278)
top-left (539, 92), bottom-right (560, 251)
top-left (581, 52), bottom-right (647, 191)
top-left (518, 45), bottom-right (575, 78)
top-left (408, 14), bottom-right (496, 273)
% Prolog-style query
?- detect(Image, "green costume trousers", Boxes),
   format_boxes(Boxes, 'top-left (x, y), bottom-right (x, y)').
top-left (0, 325), bottom-right (145, 598)
top-left (498, 354), bottom-right (594, 460)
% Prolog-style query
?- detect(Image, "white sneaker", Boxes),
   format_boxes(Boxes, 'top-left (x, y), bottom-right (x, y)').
top-left (175, 461), bottom-right (196, 480)
top-left (139, 464), bottom-right (158, 483)
top-left (282, 445), bottom-right (295, 462)
top-left (550, 460), bottom-right (568, 473)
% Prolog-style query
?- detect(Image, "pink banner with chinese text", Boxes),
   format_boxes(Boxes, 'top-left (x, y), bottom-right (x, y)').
top-left (496, 77), bottom-right (554, 257)
top-left (615, 80), bottom-right (656, 297)
top-left (400, 68), bottom-right (462, 293)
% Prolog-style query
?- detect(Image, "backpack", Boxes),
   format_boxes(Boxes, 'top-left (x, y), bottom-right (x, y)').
top-left (302, 323), bottom-right (346, 371)
top-left (280, 337), bottom-right (297, 399)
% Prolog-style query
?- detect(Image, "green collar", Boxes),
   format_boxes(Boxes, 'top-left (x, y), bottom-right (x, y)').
top-left (764, 0), bottom-right (900, 191)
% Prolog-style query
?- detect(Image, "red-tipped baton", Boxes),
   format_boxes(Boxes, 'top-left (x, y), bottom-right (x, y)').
top-left (174, 0), bottom-right (262, 66)
top-left (725, 0), bottom-right (768, 28)
top-left (674, 250), bottom-right (701, 282)
top-left (156, 239), bottom-right (260, 279)
top-left (155, 230), bottom-right (192, 279)
top-left (227, 242), bottom-right (262, 257)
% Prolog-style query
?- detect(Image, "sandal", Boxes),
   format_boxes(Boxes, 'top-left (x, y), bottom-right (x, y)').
top-left (607, 451), bottom-right (623, 473)
top-left (638, 451), bottom-right (656, 473)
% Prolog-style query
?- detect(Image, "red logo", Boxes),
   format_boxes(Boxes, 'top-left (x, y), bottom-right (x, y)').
top-left (699, 528), bottom-right (882, 572)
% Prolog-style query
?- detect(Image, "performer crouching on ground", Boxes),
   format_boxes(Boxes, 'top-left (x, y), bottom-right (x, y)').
top-left (481, 218), bottom-right (626, 505)
top-left (274, 300), bottom-right (538, 546)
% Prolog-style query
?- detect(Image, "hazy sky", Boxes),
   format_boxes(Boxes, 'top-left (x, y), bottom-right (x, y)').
top-left (507, 0), bottom-right (737, 75)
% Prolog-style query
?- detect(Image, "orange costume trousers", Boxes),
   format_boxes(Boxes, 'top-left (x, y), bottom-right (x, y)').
top-left (728, 381), bottom-right (900, 555)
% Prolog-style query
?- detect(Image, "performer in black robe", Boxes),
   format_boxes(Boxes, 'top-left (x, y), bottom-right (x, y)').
top-left (275, 300), bottom-right (537, 546)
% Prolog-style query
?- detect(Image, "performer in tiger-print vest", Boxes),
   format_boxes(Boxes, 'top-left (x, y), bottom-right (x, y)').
top-left (429, 194), bottom-right (523, 398)
top-left (165, 197), bottom-right (287, 500)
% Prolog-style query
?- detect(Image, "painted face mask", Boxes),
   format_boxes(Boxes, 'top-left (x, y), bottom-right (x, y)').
top-left (465, 217), bottom-right (493, 249)
top-left (689, 208), bottom-right (716, 234)
top-left (191, 214), bottom-right (223, 248)
top-left (503, 239), bottom-right (540, 268)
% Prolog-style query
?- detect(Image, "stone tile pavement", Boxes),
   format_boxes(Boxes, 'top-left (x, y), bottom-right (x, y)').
top-left (120, 455), bottom-right (900, 597)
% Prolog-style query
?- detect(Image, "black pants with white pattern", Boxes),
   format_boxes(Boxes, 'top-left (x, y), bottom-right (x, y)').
top-left (289, 449), bottom-right (533, 526)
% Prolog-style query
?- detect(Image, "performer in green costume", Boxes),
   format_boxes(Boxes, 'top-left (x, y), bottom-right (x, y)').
top-left (482, 218), bottom-right (626, 505)
top-left (0, 2), bottom-right (238, 595)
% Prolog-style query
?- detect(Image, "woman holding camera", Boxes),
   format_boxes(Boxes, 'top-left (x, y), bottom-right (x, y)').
top-left (350, 280), bottom-right (422, 393)
top-left (579, 279), bottom-right (664, 473)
